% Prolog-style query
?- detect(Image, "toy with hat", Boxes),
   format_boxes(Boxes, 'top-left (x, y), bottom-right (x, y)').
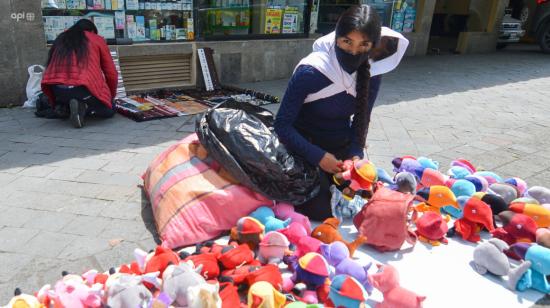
top-left (334, 159), bottom-right (378, 193)
top-left (320, 241), bottom-right (374, 294)
top-left (311, 218), bottom-right (368, 257)
top-left (414, 211), bottom-right (449, 246)
top-left (450, 197), bottom-right (495, 243)
top-left (230, 216), bottom-right (266, 251)
top-left (328, 275), bottom-right (370, 308)
top-left (283, 252), bottom-right (331, 304)
top-left (258, 231), bottom-right (290, 265)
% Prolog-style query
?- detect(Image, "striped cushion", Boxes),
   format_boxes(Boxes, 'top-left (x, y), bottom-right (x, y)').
top-left (143, 133), bottom-right (270, 249)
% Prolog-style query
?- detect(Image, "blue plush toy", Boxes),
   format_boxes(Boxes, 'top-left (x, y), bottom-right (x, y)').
top-left (250, 206), bottom-right (291, 233)
top-left (511, 243), bottom-right (550, 293)
top-left (448, 166), bottom-right (472, 179)
top-left (376, 167), bottom-right (395, 185)
top-left (451, 179), bottom-right (477, 198)
top-left (417, 156), bottom-right (439, 170)
top-left (329, 275), bottom-right (371, 308)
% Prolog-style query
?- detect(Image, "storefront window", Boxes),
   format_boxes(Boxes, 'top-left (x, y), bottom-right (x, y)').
top-left (316, 0), bottom-right (416, 34)
top-left (197, 0), bottom-right (308, 38)
top-left (41, 0), bottom-right (194, 43)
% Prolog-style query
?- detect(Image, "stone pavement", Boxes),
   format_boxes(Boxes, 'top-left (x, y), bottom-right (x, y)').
top-left (0, 45), bottom-right (549, 304)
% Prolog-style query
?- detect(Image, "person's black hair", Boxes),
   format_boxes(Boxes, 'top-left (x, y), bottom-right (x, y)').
top-left (335, 5), bottom-right (381, 149)
top-left (46, 19), bottom-right (98, 68)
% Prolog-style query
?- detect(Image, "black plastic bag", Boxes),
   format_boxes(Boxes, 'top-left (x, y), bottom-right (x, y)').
top-left (196, 100), bottom-right (320, 205)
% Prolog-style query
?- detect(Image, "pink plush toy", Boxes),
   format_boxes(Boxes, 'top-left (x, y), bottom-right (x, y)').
top-left (44, 273), bottom-right (103, 308)
top-left (273, 203), bottom-right (312, 234)
top-left (368, 264), bottom-right (426, 308)
top-left (279, 222), bottom-right (322, 258)
top-left (259, 231), bottom-right (290, 264)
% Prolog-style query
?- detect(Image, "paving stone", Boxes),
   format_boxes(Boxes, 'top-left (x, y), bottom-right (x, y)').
top-left (0, 228), bottom-right (40, 253)
top-left (18, 165), bottom-right (57, 177)
top-left (95, 185), bottom-right (140, 202)
top-left (57, 236), bottom-right (112, 261)
top-left (0, 207), bottom-right (42, 228)
top-left (99, 201), bottom-right (143, 221)
top-left (46, 167), bottom-right (85, 181)
top-left (57, 197), bottom-right (110, 216)
top-left (19, 232), bottom-right (78, 259)
top-left (46, 157), bottom-right (108, 170)
top-left (0, 253), bottom-right (34, 283)
top-left (97, 219), bottom-right (148, 242)
top-left (76, 170), bottom-right (141, 186)
top-left (62, 216), bottom-right (112, 237)
top-left (93, 241), bottom-right (141, 272)
top-left (0, 172), bottom-right (19, 187)
top-left (22, 212), bottom-right (77, 232)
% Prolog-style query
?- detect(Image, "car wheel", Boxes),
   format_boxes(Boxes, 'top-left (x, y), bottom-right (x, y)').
top-left (537, 22), bottom-right (550, 54)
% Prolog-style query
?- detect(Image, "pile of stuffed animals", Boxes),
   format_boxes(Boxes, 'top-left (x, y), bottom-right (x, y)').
top-left (4, 156), bottom-right (550, 308)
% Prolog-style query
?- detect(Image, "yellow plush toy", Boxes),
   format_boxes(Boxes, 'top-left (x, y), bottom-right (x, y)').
top-left (247, 281), bottom-right (286, 308)
top-left (3, 288), bottom-right (44, 308)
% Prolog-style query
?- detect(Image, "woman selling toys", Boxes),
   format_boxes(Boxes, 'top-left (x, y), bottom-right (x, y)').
top-left (274, 5), bottom-right (408, 220)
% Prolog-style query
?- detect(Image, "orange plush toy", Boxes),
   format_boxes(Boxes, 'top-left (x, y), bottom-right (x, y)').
top-left (311, 218), bottom-right (367, 257)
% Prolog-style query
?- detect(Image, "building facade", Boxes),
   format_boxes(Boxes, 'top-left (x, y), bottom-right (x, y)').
top-left (1, 0), bottom-right (507, 106)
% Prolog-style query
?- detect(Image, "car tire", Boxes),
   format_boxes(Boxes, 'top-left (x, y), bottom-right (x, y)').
top-left (537, 22), bottom-right (550, 54)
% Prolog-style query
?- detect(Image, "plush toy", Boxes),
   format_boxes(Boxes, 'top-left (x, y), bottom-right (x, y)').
top-left (330, 184), bottom-right (367, 222)
top-left (219, 282), bottom-right (241, 308)
top-left (414, 211), bottom-right (449, 246)
top-left (284, 302), bottom-right (324, 308)
top-left (536, 228), bottom-right (550, 249)
top-left (491, 211), bottom-right (537, 248)
top-left (525, 186), bottom-right (550, 204)
top-left (504, 177), bottom-right (528, 196)
top-left (415, 168), bottom-right (447, 189)
top-left (258, 231), bottom-right (290, 265)
top-left (415, 185), bottom-right (458, 214)
top-left (248, 281), bottom-right (287, 308)
top-left (450, 158), bottom-right (476, 174)
top-left (279, 222), bottom-right (323, 258)
top-left (471, 192), bottom-right (509, 222)
top-left (185, 252), bottom-right (220, 280)
top-left (137, 246), bottom-right (180, 279)
top-left (283, 253), bottom-right (331, 304)
top-left (250, 206), bottom-right (292, 233)
top-left (104, 272), bottom-right (158, 308)
top-left (218, 243), bottom-right (257, 270)
top-left (447, 166), bottom-right (472, 179)
top-left (392, 156), bottom-right (422, 174)
top-left (509, 202), bottom-right (550, 228)
top-left (187, 283), bottom-right (222, 308)
top-left (473, 171), bottom-right (504, 185)
top-left (328, 275), bottom-right (370, 308)
top-left (472, 238), bottom-right (532, 290)
top-left (451, 197), bottom-right (495, 243)
top-left (311, 218), bottom-right (367, 257)
top-left (392, 172), bottom-right (417, 194)
top-left (46, 273), bottom-right (103, 308)
top-left (450, 179), bottom-right (476, 198)
top-left (368, 264), bottom-right (426, 308)
top-left (335, 159), bottom-right (378, 193)
top-left (510, 243), bottom-right (550, 293)
top-left (320, 241), bottom-right (373, 294)
top-left (417, 157), bottom-right (439, 170)
top-left (273, 203), bottom-right (312, 234)
top-left (245, 264), bottom-right (284, 290)
top-left (221, 264), bottom-right (262, 285)
top-left (230, 216), bottom-right (265, 251)
top-left (3, 288), bottom-right (44, 308)
top-left (376, 167), bottom-right (395, 185)
top-left (464, 175), bottom-right (489, 192)
top-left (488, 183), bottom-right (520, 205)
top-left (162, 262), bottom-right (221, 307)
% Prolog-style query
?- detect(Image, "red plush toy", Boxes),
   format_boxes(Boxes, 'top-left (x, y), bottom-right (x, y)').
top-left (452, 198), bottom-right (495, 243)
top-left (143, 246), bottom-right (180, 278)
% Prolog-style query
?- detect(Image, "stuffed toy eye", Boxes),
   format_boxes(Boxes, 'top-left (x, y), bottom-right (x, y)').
top-left (316, 232), bottom-right (322, 237)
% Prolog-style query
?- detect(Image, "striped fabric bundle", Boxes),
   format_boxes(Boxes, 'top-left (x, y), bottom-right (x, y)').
top-left (143, 133), bottom-right (270, 249)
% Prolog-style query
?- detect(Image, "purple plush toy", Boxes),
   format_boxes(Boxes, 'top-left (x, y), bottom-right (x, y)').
top-left (319, 241), bottom-right (373, 294)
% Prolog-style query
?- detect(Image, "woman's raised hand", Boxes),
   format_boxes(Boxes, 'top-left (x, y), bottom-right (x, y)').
top-left (319, 152), bottom-right (344, 174)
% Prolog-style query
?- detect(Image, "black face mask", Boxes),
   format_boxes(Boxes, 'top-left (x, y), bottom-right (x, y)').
top-left (335, 44), bottom-right (370, 74)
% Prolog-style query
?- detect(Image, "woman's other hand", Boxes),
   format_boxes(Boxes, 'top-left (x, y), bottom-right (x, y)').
top-left (319, 153), bottom-right (344, 174)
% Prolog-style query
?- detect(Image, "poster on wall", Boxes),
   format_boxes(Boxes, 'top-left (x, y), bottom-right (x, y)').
top-left (126, 0), bottom-right (139, 10)
top-left (115, 11), bottom-right (126, 30)
top-left (264, 8), bottom-right (282, 34)
top-left (282, 7), bottom-right (299, 34)
top-left (94, 16), bottom-right (115, 39)
top-left (66, 0), bottom-right (86, 9)
top-left (42, 0), bottom-right (67, 9)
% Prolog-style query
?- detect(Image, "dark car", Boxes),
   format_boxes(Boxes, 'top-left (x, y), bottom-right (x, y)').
top-left (510, 0), bottom-right (550, 53)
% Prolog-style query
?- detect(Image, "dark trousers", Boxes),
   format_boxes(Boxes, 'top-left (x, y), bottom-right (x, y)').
top-left (295, 137), bottom-right (352, 222)
top-left (52, 85), bottom-right (115, 118)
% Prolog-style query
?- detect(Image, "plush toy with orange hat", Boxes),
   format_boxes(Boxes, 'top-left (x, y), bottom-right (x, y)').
top-left (334, 159), bottom-right (378, 194)
top-left (509, 201), bottom-right (550, 228)
top-left (449, 198), bottom-right (495, 243)
top-left (230, 216), bottom-right (266, 251)
top-left (310, 218), bottom-right (367, 257)
top-left (414, 211), bottom-right (449, 246)
top-left (415, 185), bottom-right (459, 214)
